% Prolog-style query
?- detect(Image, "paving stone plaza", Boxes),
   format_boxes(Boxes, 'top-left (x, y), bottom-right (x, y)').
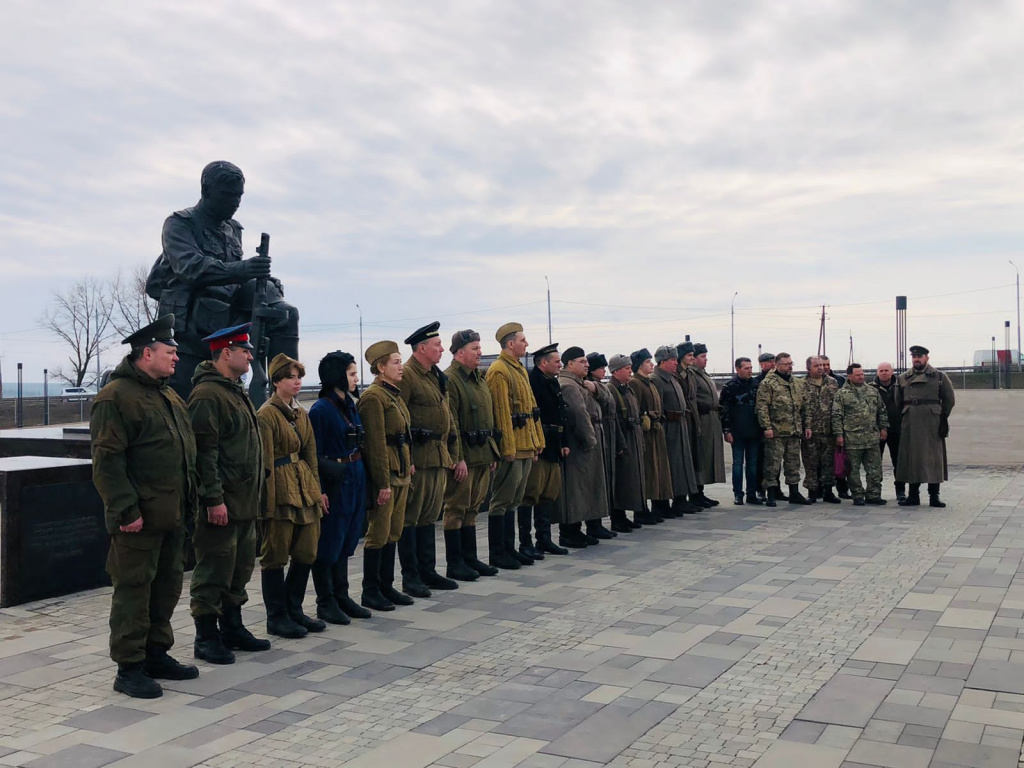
top-left (2, 463), bottom-right (1024, 767)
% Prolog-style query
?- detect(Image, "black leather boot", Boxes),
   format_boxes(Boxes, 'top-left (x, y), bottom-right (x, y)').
top-left (263, 568), bottom-right (308, 638)
top-left (788, 484), bottom-right (812, 505)
top-left (899, 483), bottom-right (921, 507)
top-left (144, 647), bottom-right (199, 680)
top-left (418, 525), bottom-right (458, 590)
top-left (505, 509), bottom-right (534, 565)
top-left (586, 519), bottom-right (615, 539)
top-left (381, 542), bottom-right (414, 606)
top-left (488, 515), bottom-right (520, 569)
top-left (220, 603), bottom-right (272, 651)
top-left (286, 563), bottom-right (327, 633)
top-left (820, 486), bottom-right (841, 504)
top-left (610, 509), bottom-right (633, 533)
top-left (463, 526), bottom-right (499, 575)
top-left (517, 506), bottom-right (543, 559)
top-left (697, 486), bottom-right (719, 507)
top-left (114, 661), bottom-right (162, 699)
top-left (535, 502), bottom-right (569, 553)
top-left (559, 523), bottom-right (590, 548)
top-left (193, 614), bottom-right (235, 664)
top-left (334, 557), bottom-right (372, 618)
top-left (360, 548), bottom-right (394, 611)
top-left (444, 528), bottom-right (479, 581)
top-left (895, 481), bottom-right (907, 504)
top-left (928, 483), bottom-right (946, 508)
top-left (311, 560), bottom-right (350, 625)
top-left (836, 478), bottom-right (852, 499)
top-left (765, 487), bottom-right (778, 508)
top-left (745, 492), bottom-right (762, 505)
top-left (398, 526), bottom-right (431, 597)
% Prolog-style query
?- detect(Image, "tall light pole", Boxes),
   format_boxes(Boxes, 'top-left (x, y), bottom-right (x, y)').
top-left (356, 303), bottom-right (364, 388)
top-left (1011, 261), bottom-right (1021, 372)
top-left (730, 291), bottom-right (738, 366)
top-left (544, 276), bottom-right (552, 344)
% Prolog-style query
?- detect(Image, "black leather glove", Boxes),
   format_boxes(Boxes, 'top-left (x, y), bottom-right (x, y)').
top-left (229, 256), bottom-right (272, 281)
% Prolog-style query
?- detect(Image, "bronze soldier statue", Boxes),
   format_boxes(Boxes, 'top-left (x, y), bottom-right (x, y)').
top-left (147, 161), bottom-right (299, 400)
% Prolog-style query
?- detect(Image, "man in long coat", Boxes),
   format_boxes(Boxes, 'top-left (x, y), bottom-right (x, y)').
top-left (586, 352), bottom-right (619, 540)
top-left (628, 349), bottom-right (672, 524)
top-left (691, 343), bottom-right (725, 504)
top-left (608, 354), bottom-right (646, 532)
top-left (555, 347), bottom-right (608, 547)
top-left (651, 346), bottom-right (700, 515)
top-left (895, 345), bottom-right (955, 508)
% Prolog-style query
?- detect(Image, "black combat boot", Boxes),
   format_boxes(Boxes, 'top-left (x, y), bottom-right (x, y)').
top-left (895, 481), bottom-right (907, 504)
top-left (444, 528), bottom-right (479, 581)
top-left (193, 614), bottom-right (235, 665)
top-left (418, 525), bottom-right (458, 590)
top-left (866, 497), bottom-right (887, 505)
top-left (697, 486), bottom-right (719, 507)
top-left (627, 510), bottom-right (643, 528)
top-left (675, 495), bottom-right (700, 515)
top-left (398, 526), bottom-right (431, 597)
top-left (928, 483), bottom-right (946, 508)
top-left (650, 499), bottom-right (670, 522)
top-left (765, 487), bottom-right (778, 508)
top-left (788, 484), bottom-right (812, 505)
top-left (610, 509), bottom-right (634, 533)
top-left (559, 523), bottom-right (590, 548)
top-left (488, 515), bottom-right (520, 569)
top-left (360, 548), bottom-right (395, 612)
top-left (820, 486), bottom-right (841, 504)
top-left (586, 519), bottom-right (615, 539)
top-left (745, 492), bottom-right (762, 505)
top-left (505, 510), bottom-right (534, 565)
top-left (380, 542), bottom-right (414, 606)
top-left (263, 568), bottom-right (308, 638)
top-left (774, 486), bottom-right (789, 502)
top-left (334, 556), bottom-right (371, 618)
top-left (311, 560), bottom-right (350, 625)
top-left (220, 603), bottom-right (272, 651)
top-left (286, 563), bottom-right (327, 633)
top-left (534, 502), bottom-right (568, 553)
top-left (853, 497), bottom-right (866, 506)
top-left (517, 506), bottom-right (543, 559)
top-left (899, 483), bottom-right (921, 507)
top-left (836, 478), bottom-right (852, 499)
top-left (144, 647), bottom-right (199, 680)
top-left (114, 661), bottom-right (162, 699)
top-left (463, 526), bottom-right (499, 575)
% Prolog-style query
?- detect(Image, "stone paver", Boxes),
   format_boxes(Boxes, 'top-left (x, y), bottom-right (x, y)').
top-left (0, 465), bottom-right (1022, 766)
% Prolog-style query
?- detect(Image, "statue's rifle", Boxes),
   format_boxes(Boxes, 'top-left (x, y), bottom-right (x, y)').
top-left (247, 233), bottom-right (287, 407)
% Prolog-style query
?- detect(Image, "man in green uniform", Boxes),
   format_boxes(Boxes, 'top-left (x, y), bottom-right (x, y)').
top-left (92, 315), bottom-right (200, 699)
top-left (801, 356), bottom-right (840, 503)
top-left (832, 363), bottom-right (889, 506)
top-left (188, 323), bottom-right (269, 665)
top-left (442, 330), bottom-right (501, 580)
top-left (398, 321), bottom-right (459, 596)
top-left (895, 345), bottom-right (956, 507)
top-left (755, 352), bottom-right (812, 507)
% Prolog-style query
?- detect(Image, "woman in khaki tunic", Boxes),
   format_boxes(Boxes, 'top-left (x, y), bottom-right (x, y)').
top-left (258, 354), bottom-right (328, 639)
top-left (357, 341), bottom-right (416, 611)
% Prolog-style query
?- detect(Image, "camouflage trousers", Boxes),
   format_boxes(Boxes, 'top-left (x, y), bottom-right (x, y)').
top-left (801, 435), bottom-right (835, 492)
top-left (107, 527), bottom-right (186, 664)
top-left (190, 519), bottom-right (257, 618)
top-left (847, 446), bottom-right (883, 501)
top-left (763, 436), bottom-right (802, 488)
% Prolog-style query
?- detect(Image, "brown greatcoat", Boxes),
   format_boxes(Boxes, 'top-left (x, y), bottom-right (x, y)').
top-left (894, 364), bottom-right (956, 484)
top-left (628, 374), bottom-right (673, 501)
top-left (555, 371), bottom-right (607, 524)
top-left (651, 367), bottom-right (699, 497)
top-left (678, 366), bottom-right (703, 478)
top-left (591, 380), bottom-right (619, 513)
top-left (257, 393), bottom-right (323, 522)
top-left (692, 368), bottom-right (726, 484)
top-left (609, 379), bottom-right (646, 511)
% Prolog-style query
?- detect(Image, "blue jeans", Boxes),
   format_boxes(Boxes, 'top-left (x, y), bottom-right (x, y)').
top-left (731, 437), bottom-right (759, 496)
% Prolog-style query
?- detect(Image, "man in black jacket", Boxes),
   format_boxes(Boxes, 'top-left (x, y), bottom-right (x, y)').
top-left (871, 362), bottom-right (905, 502)
top-left (519, 344), bottom-right (570, 557)
top-left (720, 357), bottom-right (762, 505)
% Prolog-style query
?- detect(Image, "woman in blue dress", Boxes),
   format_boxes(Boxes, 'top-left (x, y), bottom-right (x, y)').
top-left (309, 351), bottom-right (371, 622)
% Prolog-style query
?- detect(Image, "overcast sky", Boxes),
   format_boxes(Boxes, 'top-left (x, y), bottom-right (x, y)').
top-left (2, 0), bottom-right (1023, 386)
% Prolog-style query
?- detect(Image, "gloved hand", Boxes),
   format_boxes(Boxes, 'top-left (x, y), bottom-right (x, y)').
top-left (229, 255), bottom-right (272, 281)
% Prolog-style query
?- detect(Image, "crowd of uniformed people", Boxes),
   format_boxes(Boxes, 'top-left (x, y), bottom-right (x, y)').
top-left (90, 313), bottom-right (955, 699)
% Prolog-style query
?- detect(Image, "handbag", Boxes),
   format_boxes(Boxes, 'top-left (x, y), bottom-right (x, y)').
top-left (834, 446), bottom-right (851, 479)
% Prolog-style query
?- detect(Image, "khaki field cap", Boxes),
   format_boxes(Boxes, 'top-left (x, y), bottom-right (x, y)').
top-left (365, 340), bottom-right (400, 365)
top-left (495, 322), bottom-right (524, 343)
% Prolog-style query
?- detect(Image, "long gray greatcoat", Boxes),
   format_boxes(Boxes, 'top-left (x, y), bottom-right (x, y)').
top-left (894, 364), bottom-right (955, 484)
top-left (651, 367), bottom-right (699, 497)
top-left (592, 380), bottom-right (620, 514)
top-left (692, 367), bottom-right (726, 484)
top-left (628, 374), bottom-right (673, 502)
top-left (610, 379), bottom-right (647, 511)
top-left (556, 371), bottom-right (608, 524)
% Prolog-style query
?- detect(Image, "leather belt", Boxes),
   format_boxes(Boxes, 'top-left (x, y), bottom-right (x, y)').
top-left (909, 398), bottom-right (941, 406)
top-left (274, 452), bottom-right (300, 468)
top-left (324, 451), bottom-right (362, 464)
top-left (664, 410), bottom-right (683, 422)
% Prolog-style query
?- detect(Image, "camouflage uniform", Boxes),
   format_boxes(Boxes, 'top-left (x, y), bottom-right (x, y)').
top-left (832, 382), bottom-right (889, 501)
top-left (755, 370), bottom-right (806, 488)
top-left (800, 377), bottom-right (838, 493)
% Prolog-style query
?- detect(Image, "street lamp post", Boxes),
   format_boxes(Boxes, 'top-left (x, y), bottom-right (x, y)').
top-left (1011, 261), bottom-right (1021, 373)
top-left (356, 304), bottom-right (364, 389)
top-left (730, 291), bottom-right (738, 367)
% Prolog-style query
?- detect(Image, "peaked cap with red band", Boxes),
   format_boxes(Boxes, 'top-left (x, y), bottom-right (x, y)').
top-left (202, 322), bottom-right (255, 352)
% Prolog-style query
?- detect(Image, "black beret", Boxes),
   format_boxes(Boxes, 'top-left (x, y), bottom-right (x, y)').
top-left (533, 343), bottom-right (559, 363)
top-left (405, 321), bottom-right (441, 347)
top-left (561, 346), bottom-right (586, 364)
top-left (586, 352), bottom-right (608, 371)
top-left (630, 348), bottom-right (652, 372)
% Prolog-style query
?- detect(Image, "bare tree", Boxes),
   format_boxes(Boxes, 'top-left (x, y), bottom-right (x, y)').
top-left (40, 277), bottom-right (116, 388)
top-left (110, 265), bottom-right (160, 337)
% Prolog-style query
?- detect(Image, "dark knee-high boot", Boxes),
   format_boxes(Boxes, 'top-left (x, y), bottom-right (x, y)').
top-left (928, 483), bottom-right (946, 508)
top-left (463, 525), bottom-right (498, 575)
top-left (488, 515), bottom-right (520, 569)
top-left (381, 542), bottom-right (414, 606)
top-left (334, 556), bottom-right (371, 618)
top-left (360, 548), bottom-right (394, 612)
top-left (263, 568), bottom-right (307, 638)
top-left (444, 528), bottom-right (479, 581)
top-left (311, 560), bottom-right (349, 625)
top-left (418, 525), bottom-right (457, 590)
top-left (286, 563), bottom-right (326, 633)
top-left (398, 526), bottom-right (430, 597)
